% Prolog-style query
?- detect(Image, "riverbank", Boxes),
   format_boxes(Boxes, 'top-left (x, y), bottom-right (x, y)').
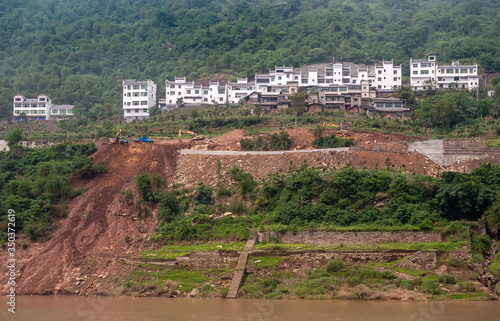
top-left (87, 239), bottom-right (499, 301)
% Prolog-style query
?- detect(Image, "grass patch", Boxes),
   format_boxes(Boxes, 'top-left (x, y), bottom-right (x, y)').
top-left (450, 292), bottom-right (494, 300)
top-left (139, 242), bottom-right (245, 260)
top-left (253, 241), bottom-right (466, 252)
top-left (248, 256), bottom-right (287, 268)
top-left (129, 265), bottom-right (211, 293)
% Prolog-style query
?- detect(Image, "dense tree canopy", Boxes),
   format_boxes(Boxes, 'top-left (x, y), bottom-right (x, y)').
top-left (0, 0), bottom-right (499, 119)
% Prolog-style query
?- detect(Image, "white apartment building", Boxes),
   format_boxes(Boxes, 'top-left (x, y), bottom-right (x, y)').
top-left (13, 94), bottom-right (74, 121)
top-left (228, 78), bottom-right (255, 104)
top-left (165, 59), bottom-right (401, 109)
top-left (165, 78), bottom-right (228, 108)
top-left (410, 55), bottom-right (478, 91)
top-left (123, 79), bottom-right (157, 122)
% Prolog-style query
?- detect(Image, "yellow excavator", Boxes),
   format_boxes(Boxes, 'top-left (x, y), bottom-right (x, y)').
top-left (322, 122), bottom-right (349, 132)
top-left (111, 129), bottom-right (128, 144)
top-left (178, 129), bottom-right (204, 142)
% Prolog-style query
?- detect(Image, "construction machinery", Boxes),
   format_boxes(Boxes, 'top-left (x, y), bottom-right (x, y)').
top-left (322, 122), bottom-right (349, 132)
top-left (178, 129), bottom-right (204, 142)
top-left (133, 136), bottom-right (153, 143)
top-left (110, 129), bottom-right (128, 144)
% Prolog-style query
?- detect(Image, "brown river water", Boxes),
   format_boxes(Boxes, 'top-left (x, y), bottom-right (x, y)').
top-left (2, 296), bottom-right (499, 321)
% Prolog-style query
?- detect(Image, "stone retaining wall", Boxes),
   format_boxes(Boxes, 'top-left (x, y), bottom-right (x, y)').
top-left (256, 230), bottom-right (443, 245)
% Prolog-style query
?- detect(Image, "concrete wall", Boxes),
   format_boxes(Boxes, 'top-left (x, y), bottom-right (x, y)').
top-left (409, 139), bottom-right (500, 167)
top-left (256, 230), bottom-right (443, 245)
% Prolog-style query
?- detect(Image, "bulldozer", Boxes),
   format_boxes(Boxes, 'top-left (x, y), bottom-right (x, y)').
top-left (178, 129), bottom-right (204, 142)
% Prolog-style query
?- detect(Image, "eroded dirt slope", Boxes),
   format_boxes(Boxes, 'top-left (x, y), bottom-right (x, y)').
top-left (1, 143), bottom-right (181, 295)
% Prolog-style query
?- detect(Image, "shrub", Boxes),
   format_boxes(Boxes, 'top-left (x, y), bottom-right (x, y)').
top-left (312, 134), bottom-right (354, 148)
top-left (326, 258), bottom-right (345, 273)
top-left (399, 279), bottom-right (414, 290)
top-left (458, 281), bottom-right (476, 293)
top-left (135, 173), bottom-right (153, 201)
top-left (420, 280), bottom-right (439, 294)
top-left (438, 274), bottom-right (457, 284)
top-left (77, 161), bottom-right (106, 178)
top-left (194, 183), bottom-right (213, 205)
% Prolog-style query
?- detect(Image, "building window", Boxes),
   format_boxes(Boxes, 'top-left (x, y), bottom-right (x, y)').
top-left (204, 98), bottom-right (208, 102)
top-left (127, 102), bottom-right (131, 106)
top-left (178, 92), bottom-right (181, 95)
top-left (421, 70), bottom-right (429, 74)
top-left (141, 101), bottom-right (147, 105)
top-left (395, 103), bottom-right (402, 108)
top-left (378, 70), bottom-right (382, 74)
top-left (195, 90), bottom-right (199, 94)
top-left (421, 63), bottom-right (431, 68)
top-left (339, 87), bottom-right (347, 92)
top-left (23, 103), bottom-right (29, 107)
top-left (219, 97), bottom-right (223, 101)
top-left (133, 101), bottom-right (139, 106)
top-left (460, 69), bottom-right (468, 73)
top-left (15, 103), bottom-right (21, 108)
top-left (52, 109), bottom-right (59, 114)
top-left (14, 98), bottom-right (21, 102)
top-left (135, 109), bottom-right (139, 113)
top-left (141, 85), bottom-right (147, 89)
top-left (133, 85), bottom-right (139, 90)
top-left (169, 91), bottom-right (175, 95)
top-left (204, 90), bottom-right (208, 95)
top-left (378, 77), bottom-right (382, 81)
top-left (393, 77), bottom-right (398, 81)
top-left (67, 109), bottom-right (73, 114)
top-left (454, 77), bottom-right (459, 81)
top-left (170, 85), bottom-right (175, 88)
top-left (376, 103), bottom-right (384, 108)
top-left (133, 92), bottom-right (139, 97)
top-left (393, 70), bottom-right (398, 74)
top-left (186, 90), bottom-right (191, 94)
top-left (143, 109), bottom-right (147, 113)
top-left (218, 89), bottom-right (225, 94)
top-left (470, 69), bottom-right (474, 73)
top-left (141, 92), bottom-right (147, 96)
top-left (39, 97), bottom-right (46, 102)
top-left (14, 110), bottom-right (20, 115)
top-left (302, 79), bottom-right (308, 83)
top-left (413, 64), bottom-right (418, 68)
top-left (278, 76), bottom-right (281, 80)
top-left (446, 69), bottom-right (453, 74)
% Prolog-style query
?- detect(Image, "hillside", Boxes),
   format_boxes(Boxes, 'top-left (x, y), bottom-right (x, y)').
top-left (1, 0), bottom-right (499, 119)
top-left (2, 130), bottom-right (500, 297)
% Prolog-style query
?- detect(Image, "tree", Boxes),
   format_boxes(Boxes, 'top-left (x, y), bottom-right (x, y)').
top-left (431, 99), bottom-right (456, 129)
top-left (289, 91), bottom-right (307, 128)
top-left (5, 128), bottom-right (25, 148)
top-left (176, 97), bottom-right (184, 108)
top-left (150, 106), bottom-right (160, 116)
top-left (395, 86), bottom-right (415, 106)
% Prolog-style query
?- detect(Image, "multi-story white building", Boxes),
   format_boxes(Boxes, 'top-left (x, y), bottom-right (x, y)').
top-left (165, 78), bottom-right (229, 108)
top-left (410, 55), bottom-right (478, 91)
top-left (122, 79), bottom-right (157, 122)
top-left (165, 58), bottom-right (401, 110)
top-left (13, 94), bottom-right (74, 121)
top-left (228, 78), bottom-right (255, 105)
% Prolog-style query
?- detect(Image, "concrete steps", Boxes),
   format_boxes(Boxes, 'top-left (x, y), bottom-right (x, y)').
top-left (226, 238), bottom-right (256, 299)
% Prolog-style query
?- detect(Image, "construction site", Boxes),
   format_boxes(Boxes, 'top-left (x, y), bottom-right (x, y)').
top-left (1, 126), bottom-right (500, 298)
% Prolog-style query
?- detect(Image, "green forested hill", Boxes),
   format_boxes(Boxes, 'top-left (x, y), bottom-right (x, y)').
top-left (0, 0), bottom-right (499, 119)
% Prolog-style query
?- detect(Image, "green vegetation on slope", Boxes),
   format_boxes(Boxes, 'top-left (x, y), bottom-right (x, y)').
top-left (1, 0), bottom-right (499, 120)
top-left (151, 163), bottom-right (500, 242)
top-left (0, 142), bottom-right (99, 241)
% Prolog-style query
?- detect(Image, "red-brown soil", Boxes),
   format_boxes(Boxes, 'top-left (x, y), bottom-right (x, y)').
top-left (1, 128), bottom-right (497, 295)
top-left (0, 143), bottom-right (182, 295)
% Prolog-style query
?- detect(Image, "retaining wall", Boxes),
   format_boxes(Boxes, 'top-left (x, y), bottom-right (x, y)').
top-left (256, 230), bottom-right (443, 245)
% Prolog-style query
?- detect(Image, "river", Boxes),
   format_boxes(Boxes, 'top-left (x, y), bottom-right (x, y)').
top-left (2, 296), bottom-right (499, 321)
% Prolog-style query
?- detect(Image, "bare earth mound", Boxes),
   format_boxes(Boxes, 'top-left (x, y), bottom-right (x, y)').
top-left (1, 143), bottom-right (182, 295)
